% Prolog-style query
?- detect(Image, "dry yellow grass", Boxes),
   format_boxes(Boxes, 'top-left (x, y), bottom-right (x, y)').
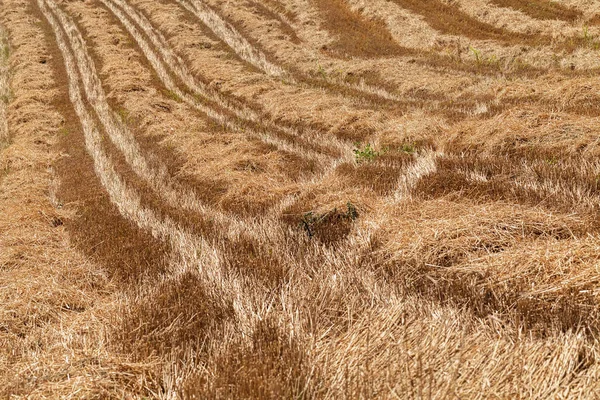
top-left (3, 0), bottom-right (600, 398)
top-left (0, 27), bottom-right (8, 148)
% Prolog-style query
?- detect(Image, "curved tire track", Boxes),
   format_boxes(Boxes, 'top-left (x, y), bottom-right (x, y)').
top-left (175, 0), bottom-right (413, 102)
top-left (41, 0), bottom-right (336, 337)
top-left (39, 0), bottom-right (251, 306)
top-left (47, 0), bottom-right (330, 249)
top-left (102, 0), bottom-right (345, 166)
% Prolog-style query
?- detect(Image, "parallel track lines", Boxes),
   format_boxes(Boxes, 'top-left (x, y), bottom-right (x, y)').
top-left (44, 0), bottom-right (265, 248)
top-left (175, 0), bottom-right (286, 78)
top-left (106, 0), bottom-right (261, 124)
top-left (49, 0), bottom-right (212, 217)
top-left (101, 0), bottom-right (344, 166)
top-left (41, 0), bottom-right (272, 341)
top-left (46, 0), bottom-right (564, 297)
top-left (97, 0), bottom-right (372, 232)
top-left (175, 0), bottom-right (409, 103)
top-left (41, 0), bottom-right (354, 336)
top-left (46, 0), bottom-right (334, 252)
top-left (49, 0), bottom-right (343, 260)
top-left (40, 0), bottom-right (212, 261)
top-left (48, 0), bottom-right (434, 300)
top-left (39, 0), bottom-right (256, 316)
top-left (101, 0), bottom-right (446, 258)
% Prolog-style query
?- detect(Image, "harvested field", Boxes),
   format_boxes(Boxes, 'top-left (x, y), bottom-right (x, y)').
top-left (2, 0), bottom-right (600, 398)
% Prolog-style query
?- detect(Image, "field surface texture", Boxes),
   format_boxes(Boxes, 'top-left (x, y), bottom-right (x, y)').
top-left (3, 0), bottom-right (600, 398)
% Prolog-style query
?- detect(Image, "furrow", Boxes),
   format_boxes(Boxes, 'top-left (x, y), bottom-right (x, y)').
top-left (45, 0), bottom-right (269, 245)
top-left (48, 0), bottom-right (332, 249)
top-left (94, 0), bottom-right (374, 244)
top-left (49, 0), bottom-right (281, 264)
top-left (40, 0), bottom-right (210, 261)
top-left (100, 0), bottom-right (336, 166)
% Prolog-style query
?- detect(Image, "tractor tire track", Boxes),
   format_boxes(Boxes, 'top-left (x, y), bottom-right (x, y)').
top-left (106, 0), bottom-right (349, 161)
top-left (41, 0), bottom-right (266, 342)
top-left (42, 0), bottom-right (236, 286)
top-left (48, 0), bottom-right (334, 254)
top-left (46, 0), bottom-right (279, 244)
top-left (43, 0), bottom-right (244, 253)
top-left (47, 0), bottom-right (355, 357)
top-left (111, 0), bottom-right (353, 160)
top-left (11, 0), bottom-right (600, 396)
top-left (47, 0), bottom-right (220, 218)
top-left (95, 0), bottom-right (375, 228)
top-left (100, 0), bottom-right (343, 166)
top-left (175, 0), bottom-right (286, 78)
top-left (41, 0), bottom-right (212, 260)
top-left (174, 0), bottom-right (415, 103)
top-left (127, 0), bottom-right (499, 136)
top-left (44, 0), bottom-right (333, 326)
top-left (173, 0), bottom-right (557, 122)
